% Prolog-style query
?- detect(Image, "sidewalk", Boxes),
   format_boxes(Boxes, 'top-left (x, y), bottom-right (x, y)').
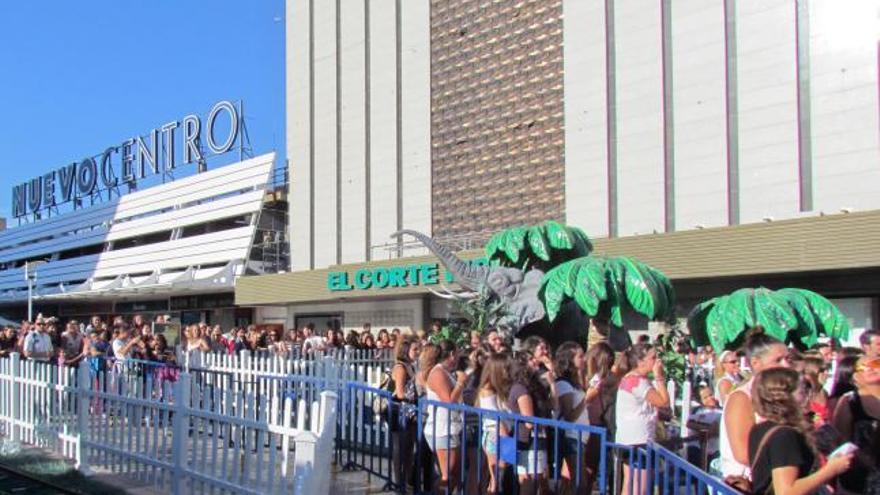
top-left (0, 439), bottom-right (396, 494)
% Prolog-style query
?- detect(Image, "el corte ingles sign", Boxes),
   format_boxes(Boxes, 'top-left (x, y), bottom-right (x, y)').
top-left (327, 258), bottom-right (488, 291)
top-left (12, 100), bottom-right (241, 219)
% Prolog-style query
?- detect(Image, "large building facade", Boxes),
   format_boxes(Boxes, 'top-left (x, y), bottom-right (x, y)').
top-left (0, 100), bottom-right (286, 330)
top-left (242, 0), bottom-right (880, 334)
top-left (0, 148), bottom-right (284, 328)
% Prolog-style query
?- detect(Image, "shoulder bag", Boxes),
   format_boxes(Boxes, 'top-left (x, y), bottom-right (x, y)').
top-left (724, 425), bottom-right (785, 495)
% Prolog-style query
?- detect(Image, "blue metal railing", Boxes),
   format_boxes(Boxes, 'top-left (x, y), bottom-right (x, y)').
top-left (339, 382), bottom-right (609, 495)
top-left (645, 442), bottom-right (738, 495)
top-left (338, 381), bottom-right (399, 491)
top-left (337, 382), bottom-right (738, 495)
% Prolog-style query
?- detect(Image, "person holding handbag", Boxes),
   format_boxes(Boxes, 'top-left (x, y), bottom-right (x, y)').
top-left (389, 335), bottom-right (421, 490)
top-left (745, 368), bottom-right (854, 495)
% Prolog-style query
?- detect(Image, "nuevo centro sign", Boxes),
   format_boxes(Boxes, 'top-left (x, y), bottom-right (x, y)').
top-left (12, 100), bottom-right (242, 219)
top-left (327, 258), bottom-right (488, 291)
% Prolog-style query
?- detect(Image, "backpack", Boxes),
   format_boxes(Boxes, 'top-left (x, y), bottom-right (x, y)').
top-left (372, 366), bottom-right (396, 417)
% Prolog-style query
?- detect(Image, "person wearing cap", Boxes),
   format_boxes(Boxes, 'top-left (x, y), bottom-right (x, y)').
top-left (832, 356), bottom-right (880, 494)
top-left (23, 320), bottom-right (53, 362)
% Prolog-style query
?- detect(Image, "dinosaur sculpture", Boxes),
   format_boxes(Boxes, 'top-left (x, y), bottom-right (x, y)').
top-left (393, 222), bottom-right (676, 349)
top-left (393, 229), bottom-right (547, 332)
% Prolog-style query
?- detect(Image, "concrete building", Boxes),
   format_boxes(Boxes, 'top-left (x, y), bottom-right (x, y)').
top-left (238, 0), bottom-right (880, 335)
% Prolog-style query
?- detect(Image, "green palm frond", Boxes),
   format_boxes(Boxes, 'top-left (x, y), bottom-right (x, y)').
top-left (688, 287), bottom-right (851, 352)
top-left (538, 256), bottom-right (676, 327)
top-left (486, 221), bottom-right (593, 270)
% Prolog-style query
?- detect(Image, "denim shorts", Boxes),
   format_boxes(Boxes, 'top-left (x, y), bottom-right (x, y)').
top-left (482, 430), bottom-right (498, 456)
top-left (424, 433), bottom-right (461, 451)
top-left (563, 437), bottom-right (589, 460)
top-left (516, 447), bottom-right (548, 476)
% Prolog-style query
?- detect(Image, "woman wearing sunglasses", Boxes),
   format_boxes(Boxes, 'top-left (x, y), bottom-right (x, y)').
top-left (714, 350), bottom-right (743, 406)
top-left (832, 356), bottom-right (880, 494)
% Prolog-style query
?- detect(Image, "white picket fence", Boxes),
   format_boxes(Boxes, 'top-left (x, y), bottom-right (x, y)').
top-left (178, 348), bottom-right (390, 392)
top-left (0, 353), bottom-right (338, 495)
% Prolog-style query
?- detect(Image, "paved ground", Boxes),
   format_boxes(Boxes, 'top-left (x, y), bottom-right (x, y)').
top-left (0, 439), bottom-right (395, 494)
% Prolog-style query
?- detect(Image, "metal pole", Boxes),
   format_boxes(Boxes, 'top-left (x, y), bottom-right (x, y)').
top-left (238, 100), bottom-right (244, 162)
top-left (25, 261), bottom-right (32, 321)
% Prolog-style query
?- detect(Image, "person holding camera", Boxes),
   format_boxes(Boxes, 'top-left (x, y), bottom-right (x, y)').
top-left (111, 324), bottom-right (145, 372)
top-left (615, 343), bottom-right (669, 495)
top-left (423, 340), bottom-right (467, 494)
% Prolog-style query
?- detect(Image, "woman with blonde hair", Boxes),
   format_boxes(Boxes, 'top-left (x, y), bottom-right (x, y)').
top-left (714, 350), bottom-right (742, 406)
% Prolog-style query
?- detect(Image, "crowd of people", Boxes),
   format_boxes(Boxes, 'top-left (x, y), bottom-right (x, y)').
top-left (378, 325), bottom-right (880, 495)
top-left (0, 315), bottom-right (408, 370)
top-left (2, 312), bottom-right (878, 494)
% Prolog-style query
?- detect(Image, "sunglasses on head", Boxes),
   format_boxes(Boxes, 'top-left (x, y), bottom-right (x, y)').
top-left (856, 359), bottom-right (880, 373)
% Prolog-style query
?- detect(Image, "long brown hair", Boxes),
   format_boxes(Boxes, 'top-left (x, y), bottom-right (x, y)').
top-left (418, 343), bottom-right (441, 383)
top-left (478, 352), bottom-right (512, 404)
top-left (624, 343), bottom-right (654, 372)
top-left (554, 341), bottom-right (584, 388)
top-left (394, 335), bottom-right (418, 363)
top-left (586, 341), bottom-right (614, 380)
top-left (752, 367), bottom-right (816, 452)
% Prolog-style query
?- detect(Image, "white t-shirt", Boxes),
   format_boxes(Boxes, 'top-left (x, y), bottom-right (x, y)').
top-left (24, 332), bottom-right (53, 361)
top-left (303, 336), bottom-right (324, 352)
top-left (614, 374), bottom-right (656, 445)
top-left (556, 379), bottom-right (591, 440)
top-left (111, 338), bottom-right (130, 361)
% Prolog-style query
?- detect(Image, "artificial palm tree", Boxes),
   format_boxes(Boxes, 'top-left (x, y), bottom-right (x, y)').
top-left (688, 287), bottom-right (850, 352)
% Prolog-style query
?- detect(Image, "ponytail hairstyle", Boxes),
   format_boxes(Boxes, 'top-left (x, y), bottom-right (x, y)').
top-left (624, 343), bottom-right (655, 371)
top-left (436, 340), bottom-right (456, 365)
top-left (752, 367), bottom-right (816, 452)
top-left (743, 326), bottom-right (782, 361)
top-left (554, 342), bottom-right (584, 389)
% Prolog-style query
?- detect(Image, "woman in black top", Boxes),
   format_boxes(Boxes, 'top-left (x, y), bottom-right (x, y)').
top-left (749, 368), bottom-right (853, 495)
top-left (389, 335), bottom-right (421, 490)
top-left (832, 356), bottom-right (880, 494)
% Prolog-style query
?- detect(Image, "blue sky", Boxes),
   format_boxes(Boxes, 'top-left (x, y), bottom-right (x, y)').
top-left (0, 1), bottom-right (286, 221)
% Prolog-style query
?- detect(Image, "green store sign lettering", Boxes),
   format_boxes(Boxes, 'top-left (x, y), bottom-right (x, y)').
top-left (327, 258), bottom-right (487, 292)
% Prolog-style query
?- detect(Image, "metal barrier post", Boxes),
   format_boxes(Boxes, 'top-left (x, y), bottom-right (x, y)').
top-left (9, 353), bottom-right (20, 443)
top-left (75, 360), bottom-right (93, 475)
top-left (171, 373), bottom-right (192, 494)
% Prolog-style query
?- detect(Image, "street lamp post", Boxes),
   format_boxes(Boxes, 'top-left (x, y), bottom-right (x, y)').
top-left (24, 261), bottom-right (45, 321)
